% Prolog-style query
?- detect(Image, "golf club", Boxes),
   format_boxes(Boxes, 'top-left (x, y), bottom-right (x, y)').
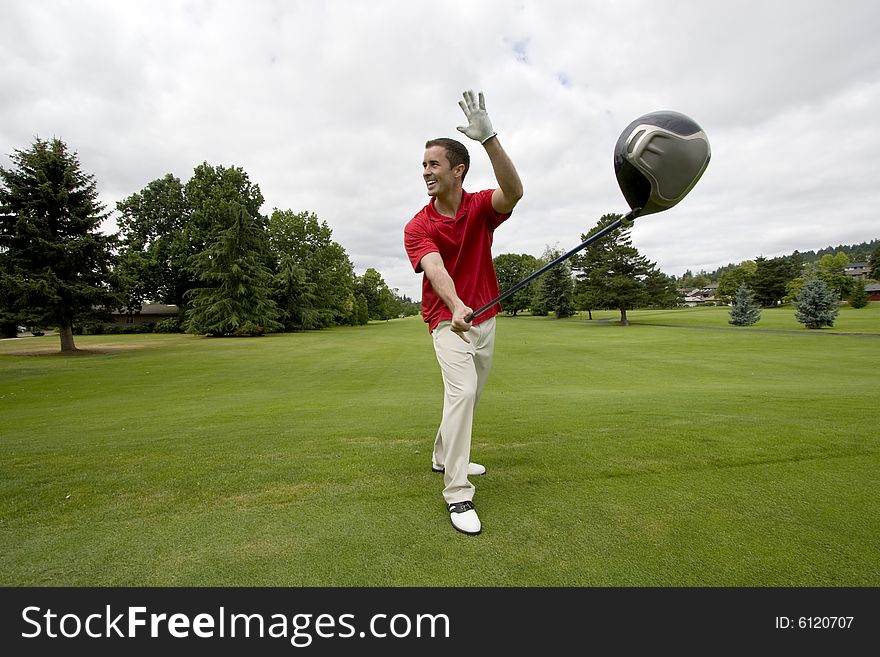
top-left (464, 110), bottom-right (710, 323)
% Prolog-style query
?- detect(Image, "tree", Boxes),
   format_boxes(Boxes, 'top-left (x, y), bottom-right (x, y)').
top-left (268, 210), bottom-right (356, 329)
top-left (752, 255), bottom-right (799, 307)
top-left (817, 251), bottom-right (854, 300)
top-left (819, 251), bottom-right (849, 273)
top-left (676, 270), bottom-right (711, 289)
top-left (574, 283), bottom-right (604, 320)
top-left (869, 244), bottom-right (880, 280)
top-left (0, 137), bottom-right (118, 352)
top-left (493, 253), bottom-right (539, 316)
top-left (273, 256), bottom-right (322, 330)
top-left (794, 278), bottom-right (839, 329)
top-left (389, 290), bottom-right (420, 319)
top-left (185, 203), bottom-right (281, 336)
top-left (784, 276), bottom-right (807, 304)
top-left (356, 268), bottom-right (392, 320)
top-left (641, 268), bottom-right (680, 308)
top-left (534, 246), bottom-right (575, 318)
top-left (571, 214), bottom-right (661, 325)
top-left (115, 169), bottom-right (364, 333)
top-left (717, 261), bottom-right (756, 303)
top-left (848, 280), bottom-right (869, 309)
top-left (115, 174), bottom-right (189, 307)
top-left (116, 164), bottom-right (267, 314)
top-left (728, 284), bottom-right (761, 326)
top-left (185, 162), bottom-right (265, 254)
top-left (355, 293), bottom-right (370, 325)
top-left (377, 285), bottom-right (396, 321)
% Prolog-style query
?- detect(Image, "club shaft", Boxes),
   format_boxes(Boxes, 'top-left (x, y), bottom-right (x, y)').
top-left (465, 211), bottom-right (637, 323)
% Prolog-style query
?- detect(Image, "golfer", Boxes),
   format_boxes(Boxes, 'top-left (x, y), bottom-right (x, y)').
top-left (404, 90), bottom-right (523, 535)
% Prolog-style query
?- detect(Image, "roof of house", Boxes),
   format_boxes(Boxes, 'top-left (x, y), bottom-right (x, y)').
top-left (113, 304), bottom-right (179, 315)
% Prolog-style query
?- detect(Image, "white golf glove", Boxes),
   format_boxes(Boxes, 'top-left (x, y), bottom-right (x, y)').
top-left (457, 90), bottom-right (497, 144)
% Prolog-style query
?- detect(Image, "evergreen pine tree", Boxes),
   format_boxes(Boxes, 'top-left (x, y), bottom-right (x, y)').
top-left (728, 284), bottom-right (761, 326)
top-left (185, 203), bottom-right (281, 336)
top-left (570, 214), bottom-right (657, 325)
top-left (847, 280), bottom-right (869, 309)
top-left (273, 256), bottom-right (321, 330)
top-left (0, 137), bottom-right (118, 351)
top-left (794, 279), bottom-right (839, 329)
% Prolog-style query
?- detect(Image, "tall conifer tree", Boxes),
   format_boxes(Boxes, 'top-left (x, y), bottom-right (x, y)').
top-left (0, 138), bottom-right (118, 351)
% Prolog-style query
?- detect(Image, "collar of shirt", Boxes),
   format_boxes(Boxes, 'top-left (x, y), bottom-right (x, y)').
top-left (426, 190), bottom-right (472, 223)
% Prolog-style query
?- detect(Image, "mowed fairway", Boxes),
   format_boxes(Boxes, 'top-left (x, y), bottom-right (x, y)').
top-left (1, 305), bottom-right (878, 586)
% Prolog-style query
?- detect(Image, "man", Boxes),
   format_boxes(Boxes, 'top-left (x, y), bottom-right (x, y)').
top-left (403, 90), bottom-right (523, 535)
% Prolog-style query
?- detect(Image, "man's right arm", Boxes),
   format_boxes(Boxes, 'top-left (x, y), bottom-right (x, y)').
top-left (420, 252), bottom-right (472, 341)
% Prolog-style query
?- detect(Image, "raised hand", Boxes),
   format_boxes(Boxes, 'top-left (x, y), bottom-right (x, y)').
top-left (456, 90), bottom-right (497, 144)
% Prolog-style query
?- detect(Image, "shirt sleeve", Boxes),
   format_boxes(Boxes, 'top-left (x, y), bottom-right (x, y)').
top-left (478, 189), bottom-right (512, 230)
top-left (403, 215), bottom-right (438, 273)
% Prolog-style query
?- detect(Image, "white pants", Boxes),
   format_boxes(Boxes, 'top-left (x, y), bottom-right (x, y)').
top-left (431, 317), bottom-right (496, 504)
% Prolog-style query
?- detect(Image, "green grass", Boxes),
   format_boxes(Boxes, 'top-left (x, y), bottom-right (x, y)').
top-left (578, 301), bottom-right (880, 334)
top-left (1, 304), bottom-right (878, 586)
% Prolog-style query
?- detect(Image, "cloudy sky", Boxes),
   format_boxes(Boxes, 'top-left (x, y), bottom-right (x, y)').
top-left (2, 0), bottom-right (878, 300)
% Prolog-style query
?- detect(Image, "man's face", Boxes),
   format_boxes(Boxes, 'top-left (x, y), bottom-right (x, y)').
top-left (422, 145), bottom-right (463, 197)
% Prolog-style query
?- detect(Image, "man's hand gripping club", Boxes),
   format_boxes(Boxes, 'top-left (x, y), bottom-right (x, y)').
top-left (419, 252), bottom-right (473, 344)
top-left (450, 302), bottom-right (473, 344)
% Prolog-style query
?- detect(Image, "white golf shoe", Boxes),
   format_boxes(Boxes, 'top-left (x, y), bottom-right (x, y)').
top-left (432, 462), bottom-right (487, 476)
top-left (448, 501), bottom-right (481, 535)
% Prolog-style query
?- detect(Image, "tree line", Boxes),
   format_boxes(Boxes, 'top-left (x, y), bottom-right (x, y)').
top-left (674, 240), bottom-right (880, 292)
top-left (494, 214), bottom-right (680, 325)
top-left (493, 218), bottom-right (879, 323)
top-left (709, 250), bottom-right (877, 308)
top-left (0, 137), bottom-right (417, 351)
top-left (4, 137), bottom-right (876, 352)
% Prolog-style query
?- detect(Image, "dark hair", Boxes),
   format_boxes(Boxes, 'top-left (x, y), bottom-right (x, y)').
top-left (425, 138), bottom-right (470, 182)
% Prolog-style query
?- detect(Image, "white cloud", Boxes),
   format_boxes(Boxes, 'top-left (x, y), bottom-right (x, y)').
top-left (2, 0), bottom-right (878, 302)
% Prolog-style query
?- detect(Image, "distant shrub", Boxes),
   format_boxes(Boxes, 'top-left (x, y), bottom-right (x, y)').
top-left (154, 318), bottom-right (183, 333)
top-left (101, 323), bottom-right (155, 334)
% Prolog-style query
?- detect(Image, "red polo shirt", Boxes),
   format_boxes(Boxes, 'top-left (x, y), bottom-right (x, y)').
top-left (404, 189), bottom-right (511, 332)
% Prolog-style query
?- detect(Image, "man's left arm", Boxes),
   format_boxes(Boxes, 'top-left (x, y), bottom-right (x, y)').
top-left (456, 89), bottom-right (523, 214)
top-left (483, 136), bottom-right (523, 214)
